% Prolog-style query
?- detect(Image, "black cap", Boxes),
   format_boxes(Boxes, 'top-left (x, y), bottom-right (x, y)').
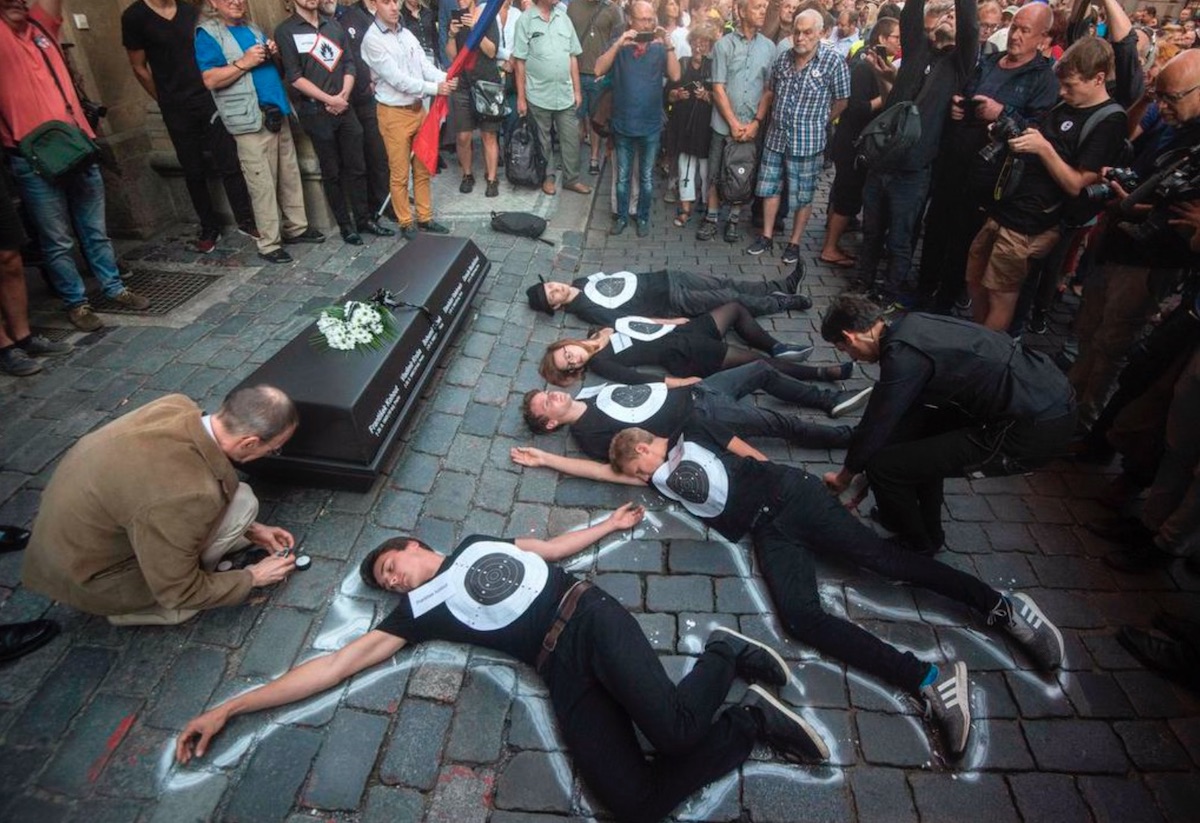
top-left (525, 278), bottom-right (554, 315)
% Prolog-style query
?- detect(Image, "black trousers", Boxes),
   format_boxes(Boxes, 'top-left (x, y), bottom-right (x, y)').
top-left (160, 99), bottom-right (254, 231)
top-left (354, 98), bottom-right (391, 216)
top-left (752, 470), bottom-right (1002, 692)
top-left (868, 406), bottom-right (1078, 552)
top-left (298, 105), bottom-right (368, 230)
top-left (918, 157), bottom-right (986, 312)
top-left (543, 589), bottom-right (756, 823)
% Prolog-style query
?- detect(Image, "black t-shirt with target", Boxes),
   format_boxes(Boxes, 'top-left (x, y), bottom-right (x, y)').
top-left (588, 314), bottom-right (728, 385)
top-left (651, 419), bottom-right (791, 542)
top-left (990, 99), bottom-right (1127, 234)
top-left (567, 271), bottom-right (673, 326)
top-left (375, 535), bottom-right (574, 667)
top-left (570, 383), bottom-right (697, 460)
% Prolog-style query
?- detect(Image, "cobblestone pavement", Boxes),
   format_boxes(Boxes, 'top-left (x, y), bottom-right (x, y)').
top-left (1, 149), bottom-right (1199, 823)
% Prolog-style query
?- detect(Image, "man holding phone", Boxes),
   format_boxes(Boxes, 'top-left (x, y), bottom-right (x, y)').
top-left (594, 0), bottom-right (681, 236)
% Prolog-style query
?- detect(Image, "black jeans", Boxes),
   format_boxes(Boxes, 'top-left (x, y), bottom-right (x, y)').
top-left (354, 98), bottom-right (391, 216)
top-left (695, 361), bottom-right (850, 448)
top-left (868, 407), bottom-right (1078, 552)
top-left (543, 589), bottom-right (756, 823)
top-left (667, 270), bottom-right (792, 317)
top-left (751, 470), bottom-right (1001, 692)
top-left (298, 105), bottom-right (368, 230)
top-left (160, 99), bottom-right (254, 231)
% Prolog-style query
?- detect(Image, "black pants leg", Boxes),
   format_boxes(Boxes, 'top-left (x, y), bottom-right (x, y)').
top-left (334, 108), bottom-right (369, 225)
top-left (162, 101), bottom-right (254, 230)
top-left (544, 592), bottom-right (755, 823)
top-left (753, 472), bottom-right (1002, 692)
top-left (700, 359), bottom-right (835, 411)
top-left (696, 389), bottom-right (850, 448)
top-left (355, 99), bottom-right (391, 216)
top-left (300, 107), bottom-right (357, 230)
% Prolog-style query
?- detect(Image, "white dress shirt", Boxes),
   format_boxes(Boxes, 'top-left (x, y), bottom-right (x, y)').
top-left (361, 16), bottom-right (447, 106)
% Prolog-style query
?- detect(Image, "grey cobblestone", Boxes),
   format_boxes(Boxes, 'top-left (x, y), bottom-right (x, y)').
top-left (302, 708), bottom-right (390, 810)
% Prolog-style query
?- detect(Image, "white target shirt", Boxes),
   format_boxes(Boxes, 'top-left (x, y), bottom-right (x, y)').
top-left (376, 536), bottom-right (575, 666)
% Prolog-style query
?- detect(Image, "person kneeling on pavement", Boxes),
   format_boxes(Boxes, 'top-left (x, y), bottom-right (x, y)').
top-left (821, 295), bottom-right (1076, 556)
top-left (176, 505), bottom-right (829, 823)
top-left (22, 385), bottom-right (300, 626)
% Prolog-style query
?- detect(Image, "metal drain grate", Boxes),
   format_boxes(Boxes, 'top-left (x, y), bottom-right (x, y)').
top-left (30, 326), bottom-right (75, 342)
top-left (92, 270), bottom-right (220, 316)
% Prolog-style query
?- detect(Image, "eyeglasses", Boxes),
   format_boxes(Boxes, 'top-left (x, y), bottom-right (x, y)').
top-left (1157, 83), bottom-right (1200, 104)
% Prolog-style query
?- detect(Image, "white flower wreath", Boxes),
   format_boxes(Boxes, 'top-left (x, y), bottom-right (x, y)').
top-left (311, 300), bottom-right (397, 353)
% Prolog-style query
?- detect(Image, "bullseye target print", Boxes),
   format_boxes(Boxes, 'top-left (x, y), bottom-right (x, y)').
top-left (583, 272), bottom-right (637, 309)
top-left (594, 382), bottom-right (669, 424)
top-left (651, 438), bottom-right (729, 519)
top-left (444, 540), bottom-right (549, 630)
top-left (615, 316), bottom-right (675, 342)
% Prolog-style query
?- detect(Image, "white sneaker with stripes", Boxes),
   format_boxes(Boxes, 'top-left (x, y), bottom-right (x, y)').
top-left (921, 660), bottom-right (971, 757)
top-left (999, 592), bottom-right (1066, 670)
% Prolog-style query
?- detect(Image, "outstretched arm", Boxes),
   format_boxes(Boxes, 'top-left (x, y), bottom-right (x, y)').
top-left (516, 503), bottom-right (646, 561)
top-left (175, 630), bottom-right (406, 763)
top-left (511, 446), bottom-right (646, 486)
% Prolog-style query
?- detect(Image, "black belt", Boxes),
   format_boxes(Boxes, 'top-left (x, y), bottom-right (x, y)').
top-left (535, 580), bottom-right (592, 672)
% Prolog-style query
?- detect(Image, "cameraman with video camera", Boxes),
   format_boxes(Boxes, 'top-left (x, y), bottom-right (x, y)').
top-left (1070, 49), bottom-right (1200, 438)
top-left (964, 35), bottom-right (1128, 333)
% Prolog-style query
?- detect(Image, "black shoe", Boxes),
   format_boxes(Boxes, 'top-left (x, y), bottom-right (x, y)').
top-left (1086, 517), bottom-right (1153, 546)
top-left (357, 219), bottom-right (395, 237)
top-left (283, 228), bottom-right (326, 244)
top-left (460, 174), bottom-right (476, 194)
top-left (742, 685), bottom-right (829, 762)
top-left (707, 626), bottom-right (790, 687)
top-left (340, 228), bottom-right (364, 246)
top-left (485, 178), bottom-right (499, 198)
top-left (0, 525), bottom-right (31, 553)
top-left (830, 387), bottom-right (873, 418)
top-left (784, 259), bottom-right (806, 293)
top-left (400, 224), bottom-right (419, 240)
top-left (723, 220), bottom-right (741, 244)
top-left (1028, 311), bottom-right (1049, 335)
top-left (0, 620), bottom-right (60, 662)
top-left (1117, 626), bottom-right (1199, 687)
top-left (1105, 542), bottom-right (1174, 574)
top-left (774, 293), bottom-right (812, 311)
top-left (418, 220), bottom-right (450, 234)
top-left (781, 243), bottom-right (800, 265)
top-left (258, 249), bottom-right (293, 264)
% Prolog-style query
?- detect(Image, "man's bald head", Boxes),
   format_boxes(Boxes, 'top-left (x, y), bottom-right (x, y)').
top-left (1015, 2), bottom-right (1053, 36)
top-left (1156, 49), bottom-right (1200, 125)
top-left (631, 0), bottom-right (656, 18)
top-left (1004, 2), bottom-right (1052, 62)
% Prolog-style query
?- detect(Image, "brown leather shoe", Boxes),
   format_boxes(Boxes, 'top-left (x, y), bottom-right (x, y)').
top-left (542, 177), bottom-right (557, 195)
top-left (564, 181), bottom-right (592, 194)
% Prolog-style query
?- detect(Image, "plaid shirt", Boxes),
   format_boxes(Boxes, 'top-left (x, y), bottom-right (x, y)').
top-left (764, 42), bottom-right (850, 157)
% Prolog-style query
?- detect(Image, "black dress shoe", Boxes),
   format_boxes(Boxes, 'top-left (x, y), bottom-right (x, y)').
top-left (400, 224), bottom-right (418, 241)
top-left (357, 219), bottom-right (395, 237)
top-left (258, 249), bottom-right (293, 264)
top-left (418, 220), bottom-right (450, 234)
top-left (340, 228), bottom-right (364, 246)
top-left (1116, 626), bottom-right (1199, 687)
top-left (0, 620), bottom-right (60, 662)
top-left (283, 228), bottom-right (326, 244)
top-left (0, 525), bottom-right (30, 553)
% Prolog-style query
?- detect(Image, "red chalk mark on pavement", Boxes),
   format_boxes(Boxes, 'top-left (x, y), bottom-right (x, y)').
top-left (87, 713), bottom-right (137, 783)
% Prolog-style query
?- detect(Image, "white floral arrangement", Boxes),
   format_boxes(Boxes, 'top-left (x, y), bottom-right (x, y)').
top-left (311, 299), bottom-right (397, 353)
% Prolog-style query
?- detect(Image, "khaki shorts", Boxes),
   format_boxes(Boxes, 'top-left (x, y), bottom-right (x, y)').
top-left (966, 217), bottom-right (1060, 293)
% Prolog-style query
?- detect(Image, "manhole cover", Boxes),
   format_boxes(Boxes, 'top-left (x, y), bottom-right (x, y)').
top-left (92, 270), bottom-right (220, 316)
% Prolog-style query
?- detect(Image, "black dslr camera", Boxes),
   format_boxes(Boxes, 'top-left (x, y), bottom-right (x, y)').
top-left (261, 103), bottom-right (284, 133)
top-left (1082, 167), bottom-right (1139, 203)
top-left (1117, 144), bottom-right (1200, 243)
top-left (978, 115), bottom-right (1024, 163)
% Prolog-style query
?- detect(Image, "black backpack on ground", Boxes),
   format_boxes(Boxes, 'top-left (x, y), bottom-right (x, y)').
top-left (491, 211), bottom-right (553, 245)
top-left (718, 139), bottom-right (758, 204)
top-left (505, 115), bottom-right (547, 189)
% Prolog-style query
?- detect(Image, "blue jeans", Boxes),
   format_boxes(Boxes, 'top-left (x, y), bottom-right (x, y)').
top-left (9, 156), bottom-right (125, 308)
top-left (615, 130), bottom-right (660, 224)
top-left (858, 166), bottom-right (932, 299)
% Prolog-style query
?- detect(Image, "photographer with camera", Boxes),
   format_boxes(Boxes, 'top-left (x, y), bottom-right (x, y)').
top-left (197, 0), bottom-right (323, 264)
top-left (1070, 49), bottom-right (1200, 435)
top-left (964, 36), bottom-right (1128, 333)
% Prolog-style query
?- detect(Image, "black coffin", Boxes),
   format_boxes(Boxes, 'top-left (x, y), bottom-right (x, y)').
top-left (239, 235), bottom-right (489, 490)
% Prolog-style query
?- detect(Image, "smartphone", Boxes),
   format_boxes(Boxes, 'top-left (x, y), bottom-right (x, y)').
top-left (872, 45), bottom-right (889, 60)
top-left (634, 31), bottom-right (656, 43)
top-left (450, 9), bottom-right (465, 21)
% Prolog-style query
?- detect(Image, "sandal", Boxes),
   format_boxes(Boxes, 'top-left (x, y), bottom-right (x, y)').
top-left (673, 209), bottom-right (692, 228)
top-left (818, 254), bottom-right (857, 268)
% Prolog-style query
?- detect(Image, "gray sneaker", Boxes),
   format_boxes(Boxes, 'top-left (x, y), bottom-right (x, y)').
top-left (742, 684), bottom-right (829, 762)
top-left (992, 592), bottom-right (1065, 670)
top-left (112, 289), bottom-right (151, 311)
top-left (830, 386), bottom-right (873, 418)
top-left (0, 346), bottom-right (42, 376)
top-left (67, 304), bottom-right (103, 332)
top-left (22, 335), bottom-right (73, 357)
top-left (707, 626), bottom-right (790, 687)
top-left (921, 660), bottom-right (971, 757)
